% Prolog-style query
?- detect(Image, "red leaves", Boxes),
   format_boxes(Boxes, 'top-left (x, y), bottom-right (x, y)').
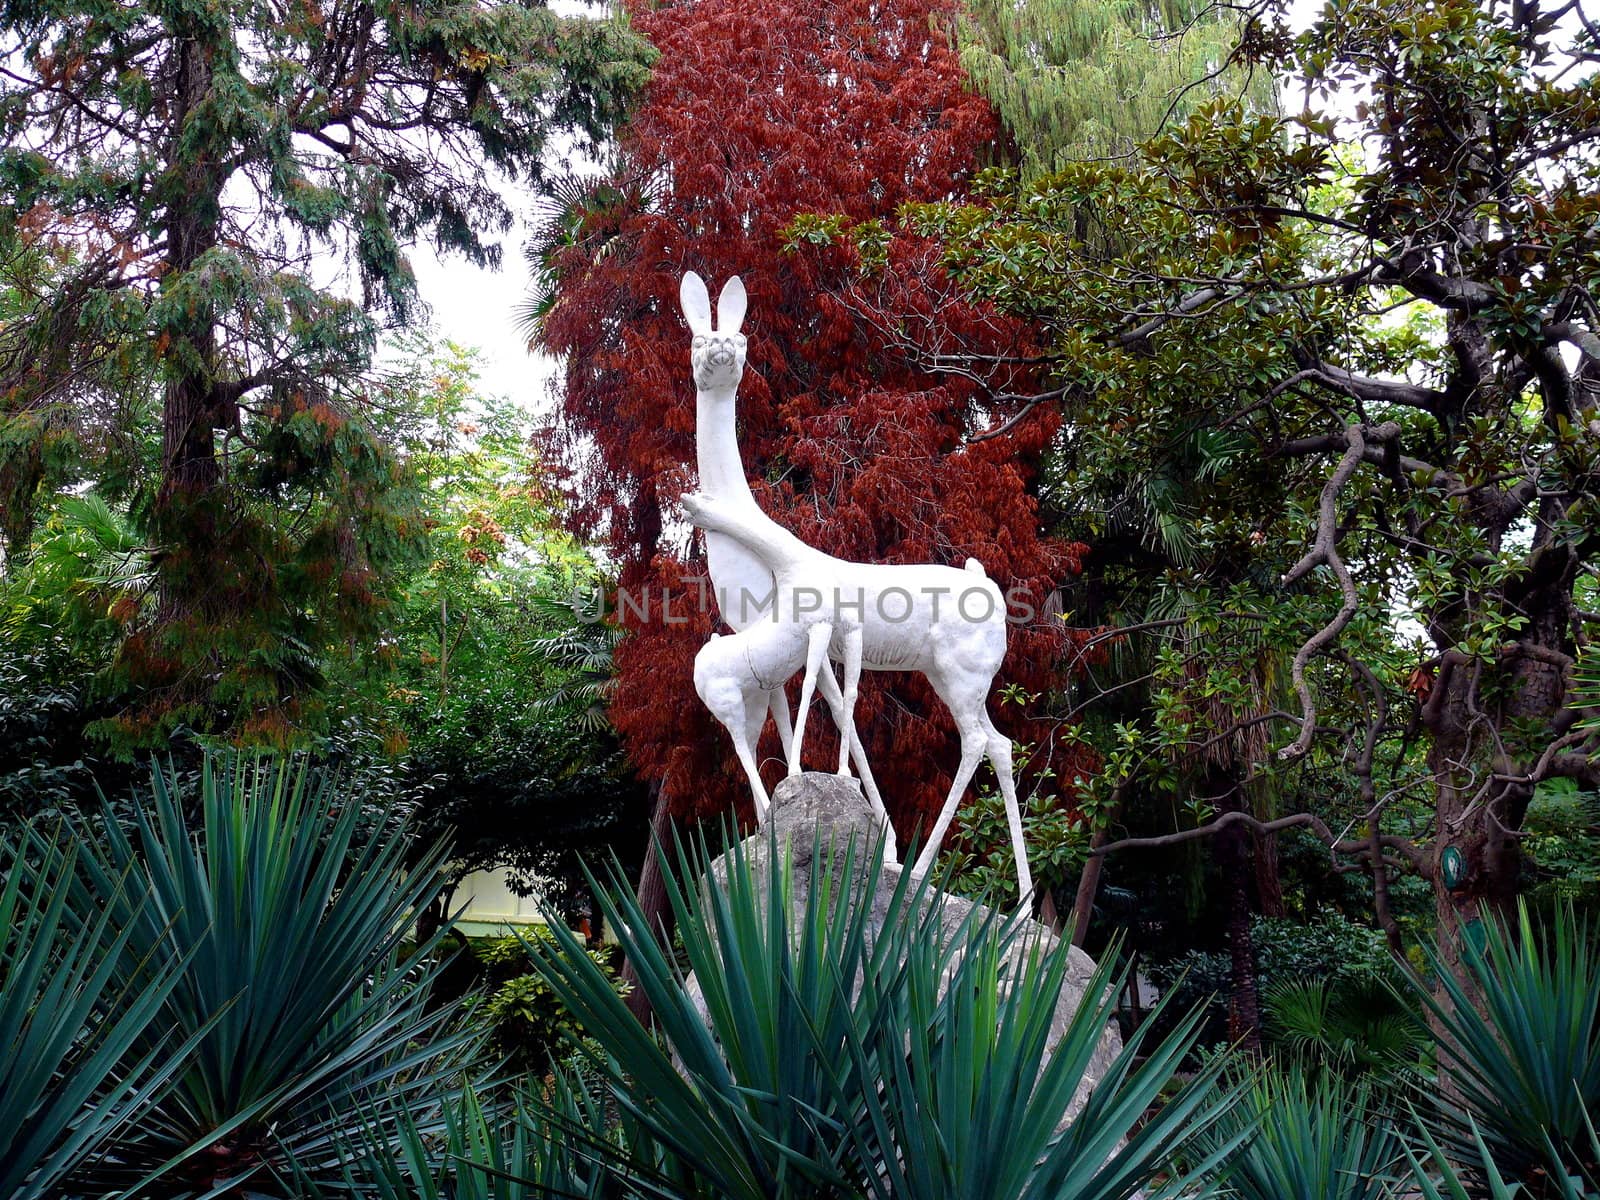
top-left (542, 0), bottom-right (1091, 830)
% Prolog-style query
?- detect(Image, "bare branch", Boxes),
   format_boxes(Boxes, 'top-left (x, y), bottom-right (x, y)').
top-left (1378, 259), bottom-right (1499, 313)
top-left (1091, 808), bottom-right (1423, 868)
top-left (1110, 276), bottom-right (1246, 349)
top-left (969, 385), bottom-right (1074, 443)
top-left (1278, 423), bottom-right (1392, 760)
top-left (1296, 358), bottom-right (1447, 411)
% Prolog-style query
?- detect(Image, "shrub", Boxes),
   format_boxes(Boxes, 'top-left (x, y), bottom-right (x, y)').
top-left (1262, 974), bottom-right (1427, 1083)
top-left (1522, 781), bottom-right (1600, 918)
top-left (1403, 1113), bottom-right (1600, 1200)
top-left (471, 932), bottom-right (628, 1073)
top-left (1146, 913), bottom-right (1397, 1049)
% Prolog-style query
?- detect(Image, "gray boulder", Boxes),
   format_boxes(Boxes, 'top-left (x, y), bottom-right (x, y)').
top-left (684, 771), bottom-right (1123, 1126)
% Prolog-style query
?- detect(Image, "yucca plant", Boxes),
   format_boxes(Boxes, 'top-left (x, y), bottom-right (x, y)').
top-left (522, 828), bottom-right (1246, 1200)
top-left (56, 754), bottom-right (475, 1198)
top-left (305, 1074), bottom-right (674, 1200)
top-left (1402, 1108), bottom-right (1600, 1200)
top-left (0, 831), bottom-right (192, 1200)
top-left (1411, 902), bottom-right (1600, 1185)
top-left (1195, 1067), bottom-right (1409, 1200)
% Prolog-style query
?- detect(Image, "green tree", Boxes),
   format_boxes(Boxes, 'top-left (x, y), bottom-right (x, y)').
top-left (328, 338), bottom-right (646, 922)
top-left (0, 0), bottom-right (653, 744)
top-left (951, 0), bottom-right (1289, 1044)
top-left (957, 0), bottom-right (1271, 177)
top-left (877, 0), bottom-right (1600, 1001)
top-left (0, 230), bottom-right (156, 561)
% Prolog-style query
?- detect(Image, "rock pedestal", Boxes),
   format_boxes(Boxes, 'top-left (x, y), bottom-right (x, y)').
top-left (685, 771), bottom-right (1122, 1125)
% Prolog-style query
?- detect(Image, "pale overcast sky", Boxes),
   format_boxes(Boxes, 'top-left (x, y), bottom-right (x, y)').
top-left (405, 203), bottom-right (560, 413)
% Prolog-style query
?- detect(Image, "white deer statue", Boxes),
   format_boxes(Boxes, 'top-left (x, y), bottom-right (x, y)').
top-left (680, 271), bottom-right (1033, 897)
top-left (682, 272), bottom-right (888, 829)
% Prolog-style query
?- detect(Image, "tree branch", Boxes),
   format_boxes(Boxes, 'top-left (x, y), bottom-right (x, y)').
top-left (1091, 808), bottom-right (1422, 868)
top-left (1278, 423), bottom-right (1393, 760)
top-left (1295, 357), bottom-right (1447, 412)
top-left (1378, 259), bottom-right (1499, 313)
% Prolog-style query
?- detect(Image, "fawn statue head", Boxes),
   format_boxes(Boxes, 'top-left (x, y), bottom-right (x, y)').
top-left (680, 271), bottom-right (748, 393)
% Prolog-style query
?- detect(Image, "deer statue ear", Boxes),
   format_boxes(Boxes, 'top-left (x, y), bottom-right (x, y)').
top-left (680, 272), bottom-right (712, 335)
top-left (717, 276), bottom-right (747, 334)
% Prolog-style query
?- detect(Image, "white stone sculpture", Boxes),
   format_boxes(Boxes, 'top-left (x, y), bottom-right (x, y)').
top-left (683, 491), bottom-right (864, 804)
top-left (680, 272), bottom-right (1033, 897)
top-left (682, 273), bottom-right (887, 827)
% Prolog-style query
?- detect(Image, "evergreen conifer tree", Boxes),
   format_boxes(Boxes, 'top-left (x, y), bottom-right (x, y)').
top-left (958, 0), bottom-right (1272, 177)
top-left (0, 0), bottom-right (654, 743)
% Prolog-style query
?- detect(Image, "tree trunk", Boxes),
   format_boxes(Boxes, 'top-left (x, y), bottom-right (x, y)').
top-left (1070, 823), bottom-right (1109, 948)
top-left (1071, 792), bottom-right (1122, 949)
top-left (622, 780), bottom-right (675, 1023)
top-left (152, 33), bottom-right (229, 614)
top-left (1421, 584), bottom-right (1562, 1021)
top-left (1210, 770), bottom-right (1260, 1051)
top-left (1252, 825), bottom-right (1286, 919)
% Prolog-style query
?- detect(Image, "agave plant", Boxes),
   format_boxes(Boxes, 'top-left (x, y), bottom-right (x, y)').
top-left (306, 1072), bottom-right (686, 1200)
top-left (56, 754), bottom-right (475, 1198)
top-left (0, 831), bottom-right (191, 1200)
top-left (521, 829), bottom-right (1245, 1200)
top-left (1195, 1067), bottom-right (1410, 1200)
top-left (1411, 902), bottom-right (1600, 1185)
top-left (1402, 1108), bottom-right (1600, 1200)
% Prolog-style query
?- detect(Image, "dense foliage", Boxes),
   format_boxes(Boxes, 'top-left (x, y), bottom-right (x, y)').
top-left (1, 757), bottom-right (471, 1198)
top-left (828, 0), bottom-right (1600, 1008)
top-left (0, 0), bottom-right (653, 742)
top-left (522, 831), bottom-right (1241, 1200)
top-left (3, 0), bottom-right (1599, 1194)
top-left (8, 754), bottom-right (1597, 1199)
top-left (957, 0), bottom-right (1272, 176)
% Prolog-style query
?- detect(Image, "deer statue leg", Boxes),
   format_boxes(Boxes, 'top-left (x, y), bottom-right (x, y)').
top-left (835, 626), bottom-right (893, 854)
top-left (767, 686), bottom-right (795, 761)
top-left (788, 623), bottom-right (833, 776)
top-left (834, 627), bottom-right (863, 776)
top-left (908, 660), bottom-right (1035, 900)
top-left (769, 667), bottom-right (887, 828)
top-left (738, 686), bottom-right (775, 825)
top-left (815, 667), bottom-right (886, 817)
top-left (983, 716), bottom-right (1032, 898)
top-left (910, 714), bottom-right (986, 882)
top-left (849, 727), bottom-right (888, 823)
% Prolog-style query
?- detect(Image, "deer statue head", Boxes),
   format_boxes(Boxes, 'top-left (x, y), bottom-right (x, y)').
top-left (680, 271), bottom-right (748, 393)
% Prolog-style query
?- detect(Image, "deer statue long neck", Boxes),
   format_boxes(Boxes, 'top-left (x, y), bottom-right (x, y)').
top-left (683, 273), bottom-right (782, 630)
top-left (696, 389), bottom-right (778, 629)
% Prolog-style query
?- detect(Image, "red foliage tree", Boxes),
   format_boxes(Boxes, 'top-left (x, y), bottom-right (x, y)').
top-left (539, 0), bottom-right (1089, 848)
